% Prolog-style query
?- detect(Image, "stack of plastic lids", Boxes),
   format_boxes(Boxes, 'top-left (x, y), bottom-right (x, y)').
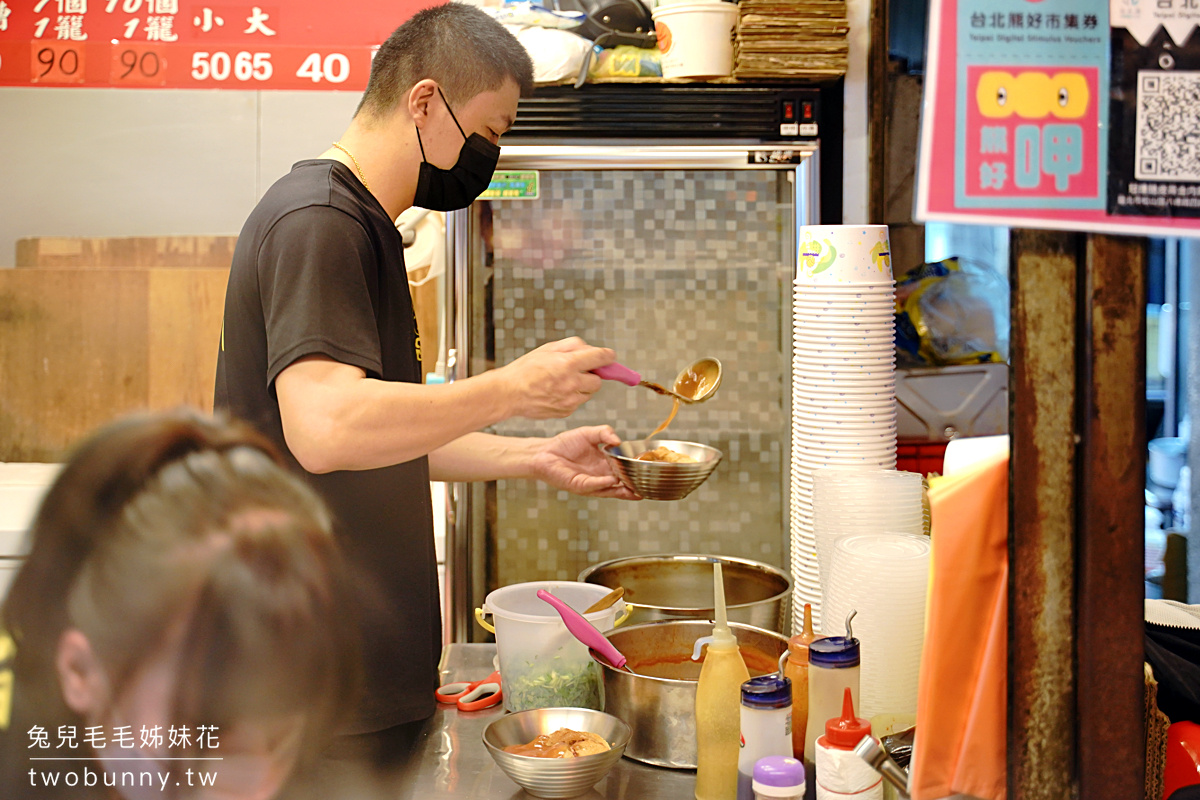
top-left (811, 467), bottom-right (924, 603)
top-left (823, 532), bottom-right (930, 718)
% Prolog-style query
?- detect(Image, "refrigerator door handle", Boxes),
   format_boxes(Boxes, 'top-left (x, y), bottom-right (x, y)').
top-left (443, 207), bottom-right (476, 644)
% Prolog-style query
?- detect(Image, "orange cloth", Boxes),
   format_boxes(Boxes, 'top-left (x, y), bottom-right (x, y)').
top-left (909, 451), bottom-right (1008, 800)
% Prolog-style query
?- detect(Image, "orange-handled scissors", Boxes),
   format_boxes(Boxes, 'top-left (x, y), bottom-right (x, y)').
top-left (435, 669), bottom-right (502, 711)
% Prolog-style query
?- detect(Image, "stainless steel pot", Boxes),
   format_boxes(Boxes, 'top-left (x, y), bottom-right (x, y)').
top-left (594, 620), bottom-right (789, 769)
top-left (577, 554), bottom-right (792, 633)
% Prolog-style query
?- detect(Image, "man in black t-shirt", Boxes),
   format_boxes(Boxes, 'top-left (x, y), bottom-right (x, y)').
top-left (214, 2), bottom-right (636, 759)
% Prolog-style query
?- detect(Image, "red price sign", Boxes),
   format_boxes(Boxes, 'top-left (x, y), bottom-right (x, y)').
top-left (30, 41), bottom-right (85, 84)
top-left (6, 41), bottom-right (373, 90)
top-left (172, 46), bottom-right (373, 90)
top-left (0, 41), bottom-right (30, 83)
top-left (109, 43), bottom-right (167, 87)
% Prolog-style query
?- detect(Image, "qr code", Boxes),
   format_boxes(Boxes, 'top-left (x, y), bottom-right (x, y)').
top-left (1135, 71), bottom-right (1200, 182)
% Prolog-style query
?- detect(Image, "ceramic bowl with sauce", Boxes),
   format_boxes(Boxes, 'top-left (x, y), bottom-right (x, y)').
top-left (482, 707), bottom-right (631, 799)
top-left (603, 439), bottom-right (722, 501)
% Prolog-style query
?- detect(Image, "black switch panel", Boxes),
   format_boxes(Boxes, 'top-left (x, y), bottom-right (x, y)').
top-left (775, 90), bottom-right (821, 140)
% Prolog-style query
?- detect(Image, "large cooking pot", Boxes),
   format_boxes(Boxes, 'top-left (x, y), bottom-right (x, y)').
top-left (578, 554), bottom-right (792, 633)
top-left (594, 619), bottom-right (789, 769)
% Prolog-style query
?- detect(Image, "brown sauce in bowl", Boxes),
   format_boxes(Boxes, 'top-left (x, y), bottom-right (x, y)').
top-left (502, 729), bottom-right (611, 759)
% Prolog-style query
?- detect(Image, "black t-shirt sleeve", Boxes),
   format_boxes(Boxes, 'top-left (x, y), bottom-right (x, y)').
top-left (258, 205), bottom-right (383, 389)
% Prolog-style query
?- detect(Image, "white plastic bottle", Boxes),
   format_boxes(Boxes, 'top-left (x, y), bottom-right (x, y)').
top-left (803, 635), bottom-right (860, 764)
top-left (737, 675), bottom-right (793, 800)
top-left (814, 688), bottom-right (882, 800)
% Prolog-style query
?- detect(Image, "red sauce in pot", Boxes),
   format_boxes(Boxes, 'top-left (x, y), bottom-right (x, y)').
top-left (629, 645), bottom-right (779, 680)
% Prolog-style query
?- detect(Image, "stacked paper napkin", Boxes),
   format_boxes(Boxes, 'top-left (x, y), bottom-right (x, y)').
top-left (734, 0), bottom-right (849, 80)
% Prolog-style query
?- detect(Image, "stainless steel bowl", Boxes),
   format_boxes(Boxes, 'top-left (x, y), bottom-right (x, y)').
top-left (578, 554), bottom-right (792, 633)
top-left (603, 439), bottom-right (722, 501)
top-left (593, 620), bottom-right (790, 769)
top-left (482, 707), bottom-right (631, 799)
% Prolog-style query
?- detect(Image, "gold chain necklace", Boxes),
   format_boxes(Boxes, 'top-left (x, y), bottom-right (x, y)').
top-left (331, 141), bottom-right (370, 191)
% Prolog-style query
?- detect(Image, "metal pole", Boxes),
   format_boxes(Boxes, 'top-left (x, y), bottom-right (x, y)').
top-left (1186, 239), bottom-right (1200, 601)
top-left (1009, 229), bottom-right (1077, 800)
top-left (444, 207), bottom-right (473, 643)
top-left (1077, 234), bottom-right (1147, 799)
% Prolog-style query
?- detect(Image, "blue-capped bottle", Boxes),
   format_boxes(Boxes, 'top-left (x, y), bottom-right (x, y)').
top-left (737, 675), bottom-right (793, 800)
top-left (802, 611), bottom-right (861, 765)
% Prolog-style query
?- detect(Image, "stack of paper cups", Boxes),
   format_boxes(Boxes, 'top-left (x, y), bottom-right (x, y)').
top-left (811, 467), bottom-right (924, 601)
top-left (823, 532), bottom-right (930, 719)
top-left (790, 225), bottom-right (897, 634)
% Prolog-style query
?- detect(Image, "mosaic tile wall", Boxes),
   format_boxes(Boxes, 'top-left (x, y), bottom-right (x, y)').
top-left (476, 169), bottom-right (795, 587)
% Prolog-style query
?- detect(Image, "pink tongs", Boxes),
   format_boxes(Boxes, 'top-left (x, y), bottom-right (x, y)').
top-left (537, 589), bottom-right (635, 674)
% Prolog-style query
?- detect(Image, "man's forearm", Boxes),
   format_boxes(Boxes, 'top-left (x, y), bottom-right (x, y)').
top-left (278, 362), bottom-right (516, 473)
top-left (428, 432), bottom-right (540, 483)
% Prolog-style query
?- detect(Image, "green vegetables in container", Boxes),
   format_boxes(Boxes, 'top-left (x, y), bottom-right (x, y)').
top-left (504, 659), bottom-right (603, 712)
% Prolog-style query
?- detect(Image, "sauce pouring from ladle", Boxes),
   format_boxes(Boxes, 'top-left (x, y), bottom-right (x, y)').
top-left (594, 358), bottom-right (723, 443)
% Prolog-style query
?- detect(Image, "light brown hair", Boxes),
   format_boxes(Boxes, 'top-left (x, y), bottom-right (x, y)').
top-left (2, 410), bottom-right (360, 760)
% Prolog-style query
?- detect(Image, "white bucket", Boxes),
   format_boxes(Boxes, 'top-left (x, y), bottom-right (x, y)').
top-left (652, 1), bottom-right (739, 79)
top-left (476, 581), bottom-right (630, 713)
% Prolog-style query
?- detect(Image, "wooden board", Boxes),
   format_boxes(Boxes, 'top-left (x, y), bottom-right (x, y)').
top-left (0, 267), bottom-right (228, 462)
top-left (147, 269), bottom-right (229, 410)
top-left (16, 236), bottom-right (238, 269)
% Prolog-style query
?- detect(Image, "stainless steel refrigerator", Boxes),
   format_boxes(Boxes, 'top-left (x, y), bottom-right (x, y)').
top-left (438, 85), bottom-right (827, 642)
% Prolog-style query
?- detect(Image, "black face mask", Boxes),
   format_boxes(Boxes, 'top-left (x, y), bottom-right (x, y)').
top-left (413, 88), bottom-right (500, 211)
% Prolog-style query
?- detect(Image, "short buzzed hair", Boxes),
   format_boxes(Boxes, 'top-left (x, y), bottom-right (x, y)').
top-left (357, 3), bottom-right (535, 119)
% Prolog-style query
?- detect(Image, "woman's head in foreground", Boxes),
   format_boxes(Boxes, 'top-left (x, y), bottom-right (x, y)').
top-left (2, 410), bottom-right (360, 799)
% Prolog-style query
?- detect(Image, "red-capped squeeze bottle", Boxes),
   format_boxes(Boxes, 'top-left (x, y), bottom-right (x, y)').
top-left (813, 689), bottom-right (881, 800)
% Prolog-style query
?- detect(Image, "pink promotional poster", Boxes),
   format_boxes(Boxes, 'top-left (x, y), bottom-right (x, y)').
top-left (916, 0), bottom-right (1200, 237)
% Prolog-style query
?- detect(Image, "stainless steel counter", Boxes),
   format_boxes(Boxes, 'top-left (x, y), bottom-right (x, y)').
top-left (395, 643), bottom-right (698, 799)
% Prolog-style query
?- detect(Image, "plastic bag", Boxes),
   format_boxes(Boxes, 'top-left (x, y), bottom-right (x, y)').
top-left (895, 257), bottom-right (1009, 367)
top-left (514, 25), bottom-right (593, 83)
top-left (588, 44), bottom-right (662, 78)
top-left (1145, 600), bottom-right (1200, 725)
top-left (486, 1), bottom-right (585, 29)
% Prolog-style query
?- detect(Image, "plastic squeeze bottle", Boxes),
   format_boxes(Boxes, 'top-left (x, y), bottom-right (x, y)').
top-left (782, 602), bottom-right (819, 759)
top-left (737, 675), bottom-right (794, 800)
top-left (803, 610), bottom-right (861, 765)
top-left (693, 561), bottom-right (751, 800)
top-left (813, 689), bottom-right (882, 800)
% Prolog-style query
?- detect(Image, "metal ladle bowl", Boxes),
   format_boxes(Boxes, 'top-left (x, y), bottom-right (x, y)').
top-left (653, 357), bottom-right (723, 404)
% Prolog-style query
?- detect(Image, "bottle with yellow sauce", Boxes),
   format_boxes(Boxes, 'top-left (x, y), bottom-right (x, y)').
top-left (693, 561), bottom-right (750, 800)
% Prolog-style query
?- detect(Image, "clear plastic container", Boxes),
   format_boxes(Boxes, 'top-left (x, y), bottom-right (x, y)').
top-left (476, 581), bottom-right (628, 712)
